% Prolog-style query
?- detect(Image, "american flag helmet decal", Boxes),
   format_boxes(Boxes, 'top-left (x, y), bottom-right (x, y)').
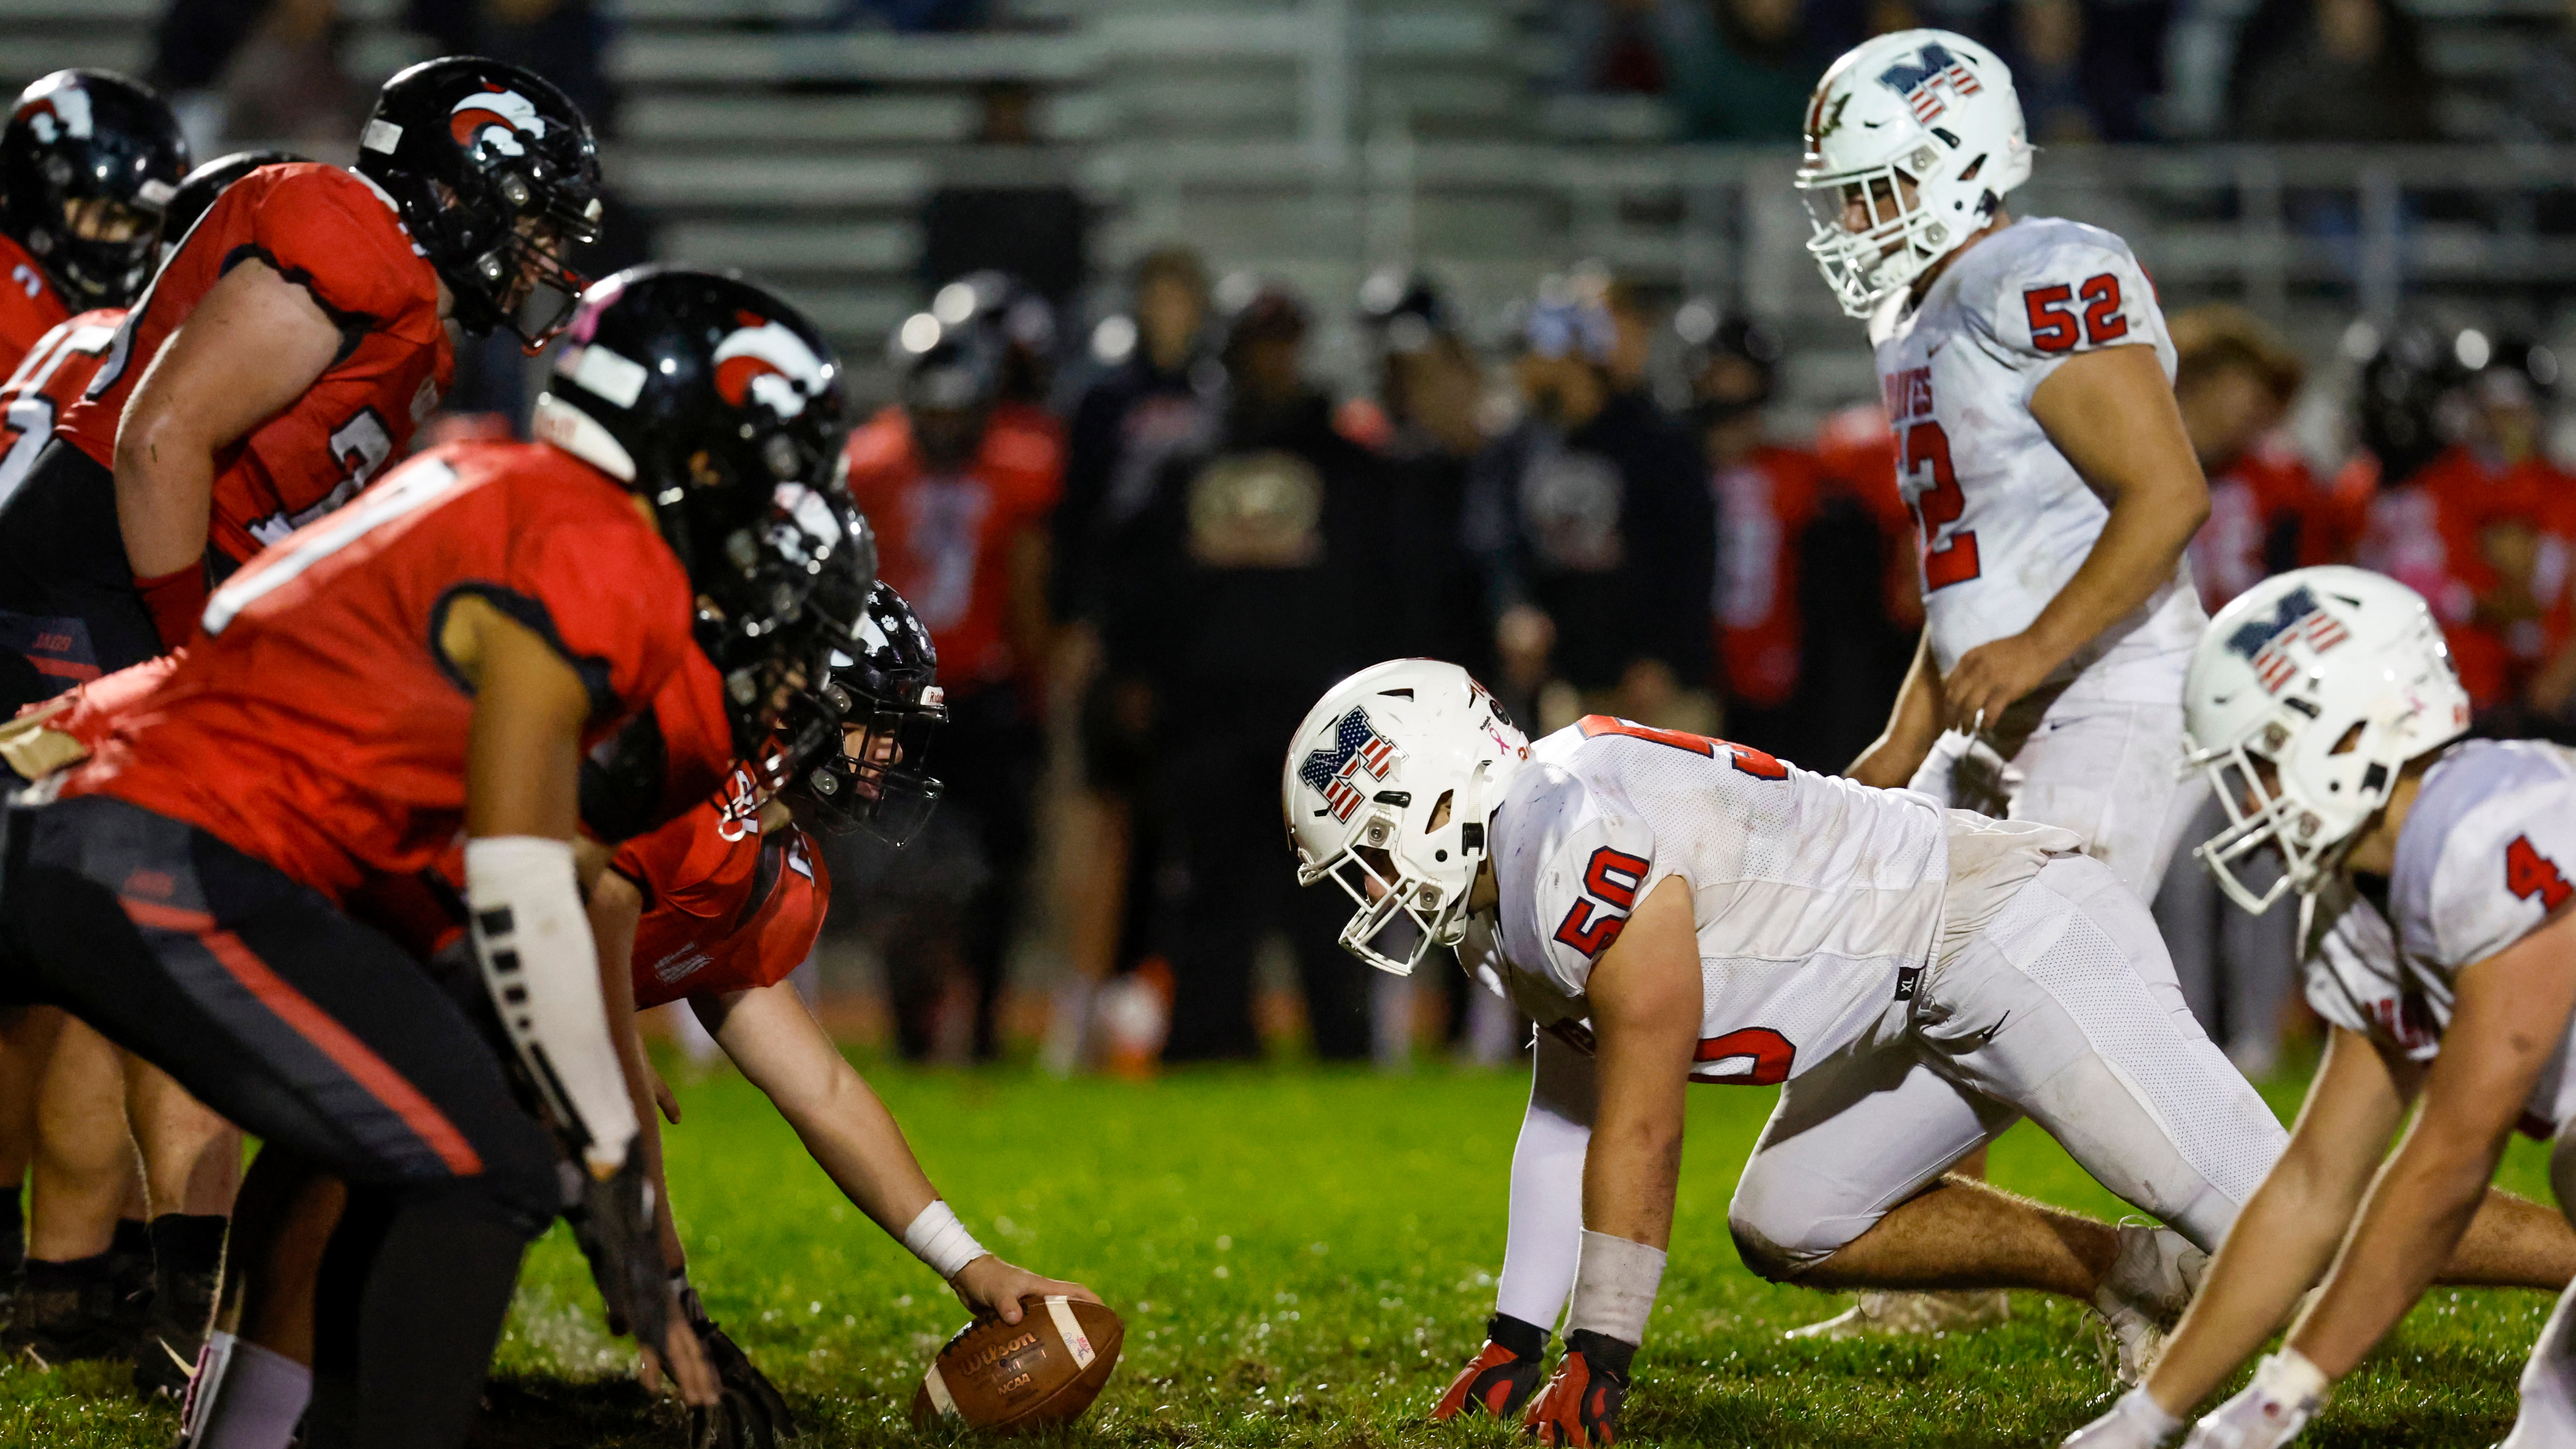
top-left (1298, 706), bottom-right (1399, 822)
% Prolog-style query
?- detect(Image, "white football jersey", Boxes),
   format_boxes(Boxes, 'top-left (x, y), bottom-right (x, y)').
top-left (2300, 740), bottom-right (2576, 1129)
top-left (1872, 216), bottom-right (2198, 682)
top-left (1480, 717), bottom-right (1953, 1086)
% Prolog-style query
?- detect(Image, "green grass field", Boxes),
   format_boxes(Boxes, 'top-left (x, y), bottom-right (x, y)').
top-left (2, 1049), bottom-right (2560, 1448)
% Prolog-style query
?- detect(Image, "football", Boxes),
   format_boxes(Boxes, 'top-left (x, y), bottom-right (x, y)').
top-left (908, 1296), bottom-right (1124, 1433)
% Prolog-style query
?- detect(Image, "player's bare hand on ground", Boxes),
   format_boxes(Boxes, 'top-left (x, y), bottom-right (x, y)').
top-left (639, 1289), bottom-right (723, 1409)
top-left (951, 1255), bottom-right (1102, 1324)
top-left (1943, 630), bottom-right (2064, 732)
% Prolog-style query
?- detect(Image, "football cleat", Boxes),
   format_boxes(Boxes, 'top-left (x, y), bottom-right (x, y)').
top-left (1784, 1288), bottom-right (2010, 1340)
top-left (2092, 1222), bottom-right (2208, 1386)
top-left (1429, 1312), bottom-right (1547, 1421)
top-left (1522, 1329), bottom-right (1632, 1448)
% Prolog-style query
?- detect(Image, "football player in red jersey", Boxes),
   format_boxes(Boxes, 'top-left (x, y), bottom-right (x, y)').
top-left (0, 268), bottom-right (858, 1449)
top-left (0, 70), bottom-right (187, 372)
top-left (0, 55), bottom-right (600, 713)
top-left (600, 585), bottom-right (1096, 1447)
top-left (0, 149), bottom-right (321, 1392)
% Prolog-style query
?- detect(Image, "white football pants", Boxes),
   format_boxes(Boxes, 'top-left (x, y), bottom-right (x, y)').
top-left (2504, 1125), bottom-right (2576, 1446)
top-left (1726, 855), bottom-right (2288, 1275)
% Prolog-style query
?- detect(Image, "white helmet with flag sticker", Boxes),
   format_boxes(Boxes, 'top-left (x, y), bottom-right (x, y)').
top-left (1282, 659), bottom-right (1529, 976)
top-left (2181, 566), bottom-right (2471, 915)
top-left (1793, 29), bottom-right (2030, 318)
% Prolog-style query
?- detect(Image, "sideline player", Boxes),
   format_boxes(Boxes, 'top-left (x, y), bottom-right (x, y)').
top-left (2065, 568), bottom-right (2576, 1449)
top-left (596, 584), bottom-right (1097, 1443)
top-left (0, 69), bottom-right (187, 373)
top-left (1284, 660), bottom-right (2568, 1447)
top-left (0, 267), bottom-right (852, 1449)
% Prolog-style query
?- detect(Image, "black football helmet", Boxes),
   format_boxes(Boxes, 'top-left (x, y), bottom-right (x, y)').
top-left (160, 149), bottom-right (303, 263)
top-left (356, 56), bottom-right (601, 348)
top-left (0, 70), bottom-right (188, 310)
top-left (535, 265), bottom-right (861, 754)
top-left (783, 581), bottom-right (946, 844)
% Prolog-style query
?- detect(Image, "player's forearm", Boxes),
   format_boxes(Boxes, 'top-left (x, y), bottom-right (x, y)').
top-left (111, 429), bottom-right (218, 580)
top-left (2145, 1154), bottom-right (2356, 1416)
top-left (2287, 1135), bottom-right (2503, 1377)
top-left (1579, 1070), bottom-right (1683, 1251)
top-left (2017, 488), bottom-right (2203, 669)
top-left (777, 1063), bottom-right (939, 1239)
top-left (1848, 631), bottom-right (1942, 786)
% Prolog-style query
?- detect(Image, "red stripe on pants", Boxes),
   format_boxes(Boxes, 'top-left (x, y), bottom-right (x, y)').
top-left (119, 896), bottom-right (486, 1175)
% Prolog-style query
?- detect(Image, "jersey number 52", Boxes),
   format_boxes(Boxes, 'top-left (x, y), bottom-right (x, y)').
top-left (1902, 421), bottom-right (1978, 590)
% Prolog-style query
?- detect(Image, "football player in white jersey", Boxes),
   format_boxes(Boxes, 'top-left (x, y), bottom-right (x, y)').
top-left (2064, 567), bottom-right (2576, 1449)
top-left (1801, 31), bottom-right (2211, 903)
top-left (1288, 660), bottom-right (2304, 1446)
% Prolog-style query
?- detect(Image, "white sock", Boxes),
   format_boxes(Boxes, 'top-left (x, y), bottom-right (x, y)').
top-left (182, 1332), bottom-right (314, 1449)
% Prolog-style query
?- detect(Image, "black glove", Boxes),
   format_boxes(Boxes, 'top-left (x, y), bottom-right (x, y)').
top-left (678, 1275), bottom-right (800, 1448)
top-left (565, 1144), bottom-right (671, 1359)
top-left (1431, 1312), bottom-right (1549, 1421)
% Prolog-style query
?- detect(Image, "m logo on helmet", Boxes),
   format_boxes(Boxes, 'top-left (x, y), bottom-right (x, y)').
top-left (1299, 707), bottom-right (1398, 822)
top-left (714, 314), bottom-right (827, 420)
top-left (18, 81), bottom-right (92, 145)
top-left (449, 86), bottom-right (548, 158)
top-left (2227, 584), bottom-right (2351, 693)
top-left (1874, 41), bottom-right (1983, 124)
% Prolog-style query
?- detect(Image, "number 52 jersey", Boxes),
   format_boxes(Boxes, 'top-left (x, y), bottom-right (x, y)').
top-left (1872, 215), bottom-right (2191, 681)
top-left (1484, 717), bottom-right (1984, 1087)
top-left (2302, 739), bottom-right (2576, 1132)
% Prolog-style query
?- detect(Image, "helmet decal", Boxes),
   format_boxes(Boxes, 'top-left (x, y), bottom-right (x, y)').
top-left (448, 85), bottom-right (548, 156)
top-left (714, 316), bottom-right (828, 419)
top-left (18, 84), bottom-right (91, 144)
top-left (2224, 584), bottom-right (2349, 693)
top-left (1874, 41), bottom-right (1984, 124)
top-left (1298, 707), bottom-right (1399, 822)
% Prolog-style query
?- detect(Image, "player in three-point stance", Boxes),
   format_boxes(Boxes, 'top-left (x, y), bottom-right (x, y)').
top-left (2065, 568), bottom-right (2576, 1449)
top-left (1285, 660), bottom-right (2574, 1447)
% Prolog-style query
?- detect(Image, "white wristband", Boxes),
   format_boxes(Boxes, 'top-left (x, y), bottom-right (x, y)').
top-left (902, 1201), bottom-right (988, 1281)
top-left (1567, 1229), bottom-right (1666, 1346)
top-left (2254, 1348), bottom-right (2330, 1407)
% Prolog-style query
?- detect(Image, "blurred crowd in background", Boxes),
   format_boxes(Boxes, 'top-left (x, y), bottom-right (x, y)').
top-left (115, 0), bottom-right (2576, 1078)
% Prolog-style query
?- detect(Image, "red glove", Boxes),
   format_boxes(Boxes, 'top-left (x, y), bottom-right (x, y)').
top-left (1523, 1329), bottom-right (1632, 1448)
top-left (1429, 1313), bottom-right (1547, 1421)
top-left (134, 562), bottom-right (209, 653)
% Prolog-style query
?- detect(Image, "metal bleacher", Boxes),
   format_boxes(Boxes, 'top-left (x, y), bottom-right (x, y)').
top-left (0, 0), bottom-right (2566, 426)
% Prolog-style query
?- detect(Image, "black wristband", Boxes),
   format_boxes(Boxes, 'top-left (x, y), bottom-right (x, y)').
top-left (1487, 1311), bottom-right (1550, 1360)
top-left (1565, 1327), bottom-right (1637, 1383)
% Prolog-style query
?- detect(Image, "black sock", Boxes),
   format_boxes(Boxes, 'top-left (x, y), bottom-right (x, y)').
top-left (110, 1217), bottom-right (150, 1258)
top-left (23, 1250), bottom-right (114, 1292)
top-left (0, 1186), bottom-right (23, 1269)
top-left (149, 1213), bottom-right (229, 1283)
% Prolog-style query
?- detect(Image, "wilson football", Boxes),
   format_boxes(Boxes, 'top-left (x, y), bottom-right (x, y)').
top-left (908, 1296), bottom-right (1124, 1433)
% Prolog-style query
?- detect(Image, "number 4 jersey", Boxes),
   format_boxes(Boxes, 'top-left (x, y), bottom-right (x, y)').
top-left (1476, 716), bottom-right (2074, 1085)
top-left (1872, 215), bottom-right (2193, 682)
top-left (2301, 739), bottom-right (2576, 1131)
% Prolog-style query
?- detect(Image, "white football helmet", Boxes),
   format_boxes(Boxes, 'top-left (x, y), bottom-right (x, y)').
top-left (2182, 566), bottom-right (2471, 915)
top-left (1793, 29), bottom-right (2032, 318)
top-left (1282, 659), bottom-right (1529, 975)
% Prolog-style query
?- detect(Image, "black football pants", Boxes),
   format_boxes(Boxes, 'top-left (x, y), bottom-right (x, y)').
top-left (0, 793), bottom-right (558, 1449)
top-left (0, 440), bottom-right (164, 714)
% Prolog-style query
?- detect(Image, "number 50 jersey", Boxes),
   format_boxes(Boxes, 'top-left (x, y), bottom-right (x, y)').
top-left (1872, 215), bottom-right (2192, 681)
top-left (1484, 717), bottom-right (1961, 1087)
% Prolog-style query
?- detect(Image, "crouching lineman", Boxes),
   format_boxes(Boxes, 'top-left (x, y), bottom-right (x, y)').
top-left (1285, 660), bottom-right (2573, 1447)
top-left (2065, 567), bottom-right (2576, 1449)
top-left (0, 266), bottom-right (856, 1449)
top-left (592, 582), bottom-right (1098, 1443)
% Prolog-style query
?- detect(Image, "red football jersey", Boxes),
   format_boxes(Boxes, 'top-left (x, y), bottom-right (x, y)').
top-left (1710, 444), bottom-right (1826, 709)
top-left (56, 163), bottom-right (453, 569)
top-left (0, 308), bottom-right (120, 508)
top-left (0, 232), bottom-right (72, 374)
top-left (841, 402), bottom-right (1062, 689)
top-left (2188, 440), bottom-right (2317, 612)
top-left (612, 785), bottom-right (830, 1011)
top-left (65, 440), bottom-right (698, 904)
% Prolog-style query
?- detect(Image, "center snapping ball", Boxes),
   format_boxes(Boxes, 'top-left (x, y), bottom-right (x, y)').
top-left (909, 1296), bottom-right (1124, 1433)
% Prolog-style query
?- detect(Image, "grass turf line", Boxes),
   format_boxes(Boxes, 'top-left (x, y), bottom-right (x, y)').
top-left (2, 1051), bottom-right (2558, 1447)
